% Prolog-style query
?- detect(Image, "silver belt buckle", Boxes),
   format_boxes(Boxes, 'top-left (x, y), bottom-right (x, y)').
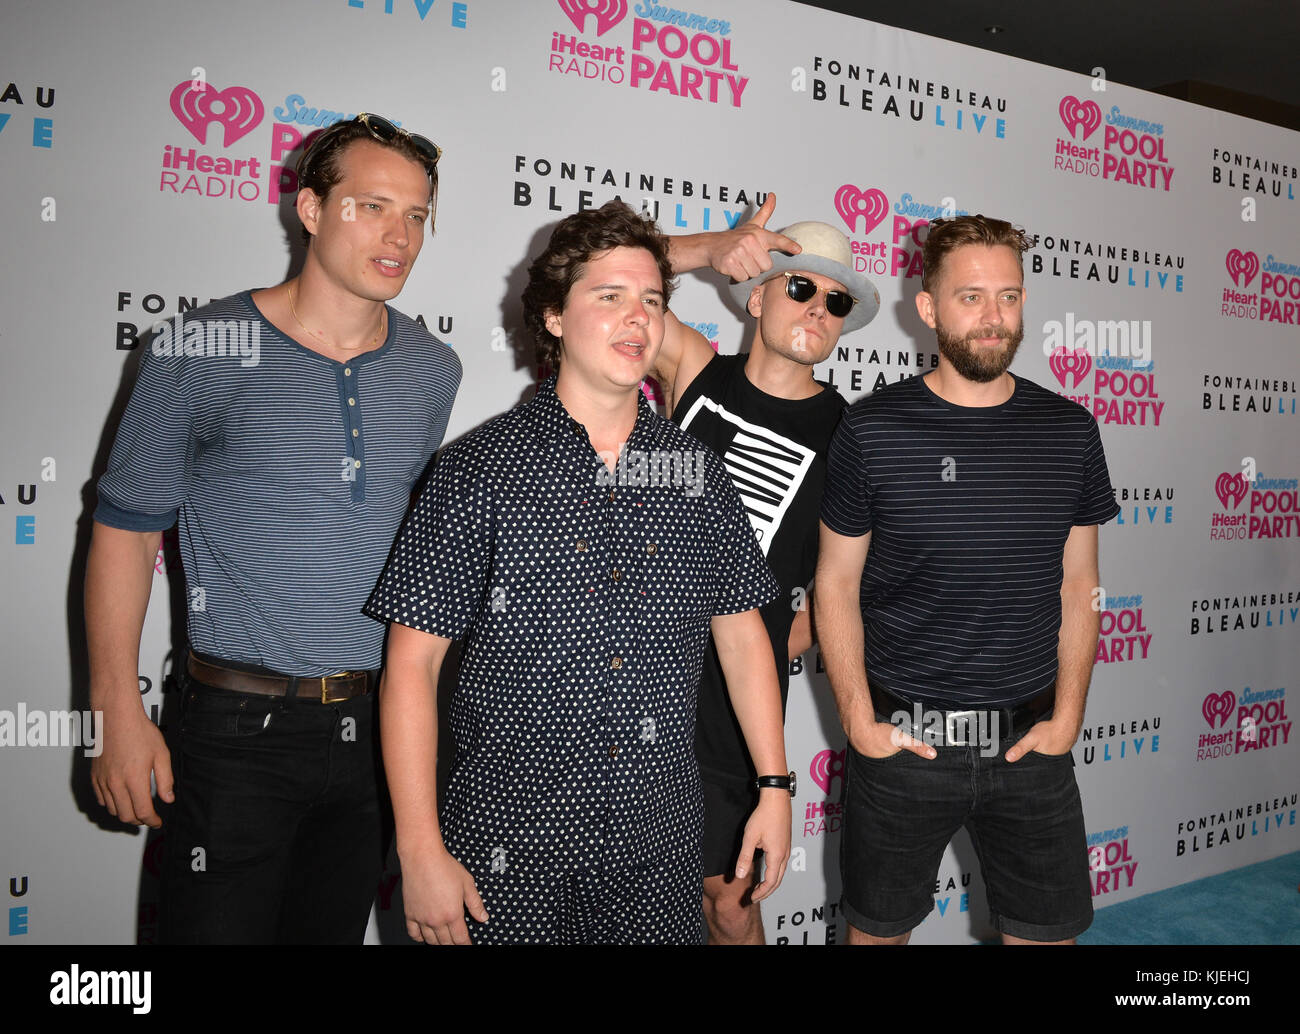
top-left (944, 710), bottom-right (978, 746)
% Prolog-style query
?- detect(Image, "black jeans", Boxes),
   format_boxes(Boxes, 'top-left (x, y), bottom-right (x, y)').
top-left (159, 667), bottom-right (384, 944)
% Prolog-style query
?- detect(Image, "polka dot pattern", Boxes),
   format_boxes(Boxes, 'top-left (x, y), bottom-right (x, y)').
top-left (366, 377), bottom-right (777, 938)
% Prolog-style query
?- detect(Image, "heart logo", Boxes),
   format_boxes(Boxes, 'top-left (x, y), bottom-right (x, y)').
top-left (1214, 472), bottom-right (1249, 510)
top-left (556, 0), bottom-right (627, 36)
top-left (169, 81), bottom-right (264, 147)
top-left (809, 747), bottom-right (845, 796)
top-left (1058, 96), bottom-right (1103, 140)
top-left (1202, 691), bottom-right (1236, 729)
top-left (1048, 347), bottom-right (1092, 389)
top-left (1225, 249), bottom-right (1260, 289)
top-left (833, 185), bottom-right (889, 236)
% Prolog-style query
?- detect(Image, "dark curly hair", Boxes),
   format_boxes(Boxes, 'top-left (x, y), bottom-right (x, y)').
top-left (294, 118), bottom-right (438, 244)
top-left (921, 214), bottom-right (1032, 294)
top-left (522, 201), bottom-right (677, 371)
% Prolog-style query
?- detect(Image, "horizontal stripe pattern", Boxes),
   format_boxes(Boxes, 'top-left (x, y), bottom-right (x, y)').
top-left (822, 373), bottom-right (1118, 707)
top-left (96, 291), bottom-right (461, 675)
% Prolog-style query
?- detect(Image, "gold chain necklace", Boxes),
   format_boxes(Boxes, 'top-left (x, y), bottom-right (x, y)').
top-left (287, 283), bottom-right (386, 352)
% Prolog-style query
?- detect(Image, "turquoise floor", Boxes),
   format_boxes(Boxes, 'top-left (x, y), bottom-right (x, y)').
top-left (1080, 850), bottom-right (1300, 945)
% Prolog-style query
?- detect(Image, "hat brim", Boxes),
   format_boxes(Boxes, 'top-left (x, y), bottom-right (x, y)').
top-left (728, 254), bottom-right (880, 333)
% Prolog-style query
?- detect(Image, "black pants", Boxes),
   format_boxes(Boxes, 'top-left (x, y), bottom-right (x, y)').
top-left (159, 670), bottom-right (384, 944)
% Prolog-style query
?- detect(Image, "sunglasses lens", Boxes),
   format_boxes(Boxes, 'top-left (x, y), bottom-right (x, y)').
top-left (360, 114), bottom-right (399, 141)
top-left (785, 274), bottom-right (854, 317)
top-left (785, 275), bottom-right (816, 303)
top-left (409, 134), bottom-right (442, 166)
top-left (826, 292), bottom-right (855, 318)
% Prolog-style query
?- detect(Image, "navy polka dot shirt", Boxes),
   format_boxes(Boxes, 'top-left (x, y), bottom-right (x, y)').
top-left (367, 377), bottom-right (778, 875)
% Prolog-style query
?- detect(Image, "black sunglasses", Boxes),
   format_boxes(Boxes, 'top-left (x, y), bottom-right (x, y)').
top-left (299, 113), bottom-right (442, 179)
top-left (354, 112), bottom-right (442, 169)
top-left (782, 272), bottom-right (856, 319)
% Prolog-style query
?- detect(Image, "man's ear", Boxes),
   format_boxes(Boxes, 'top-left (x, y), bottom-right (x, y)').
top-left (747, 282), bottom-right (764, 320)
top-left (915, 290), bottom-right (937, 330)
top-left (297, 187), bottom-right (322, 240)
top-left (544, 311), bottom-right (562, 339)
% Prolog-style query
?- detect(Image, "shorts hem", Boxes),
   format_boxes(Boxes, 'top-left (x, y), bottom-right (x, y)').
top-left (992, 907), bottom-right (1093, 942)
top-left (840, 894), bottom-right (932, 939)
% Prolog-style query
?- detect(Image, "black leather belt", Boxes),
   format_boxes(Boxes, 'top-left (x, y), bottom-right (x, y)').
top-left (187, 652), bottom-right (377, 703)
top-left (869, 682), bottom-right (1056, 748)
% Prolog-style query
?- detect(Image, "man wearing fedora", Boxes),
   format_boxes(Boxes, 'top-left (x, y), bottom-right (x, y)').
top-left (654, 195), bottom-right (880, 943)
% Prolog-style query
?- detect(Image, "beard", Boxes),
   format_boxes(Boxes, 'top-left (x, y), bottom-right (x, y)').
top-left (934, 317), bottom-right (1023, 383)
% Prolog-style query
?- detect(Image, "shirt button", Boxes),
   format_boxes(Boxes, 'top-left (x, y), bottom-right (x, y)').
top-left (348, 397), bottom-right (356, 406)
top-left (608, 744), bottom-right (620, 759)
top-left (571, 421), bottom-right (583, 437)
top-left (576, 538), bottom-right (588, 552)
top-left (344, 368), bottom-right (352, 376)
top-left (646, 542), bottom-right (657, 555)
top-left (352, 429), bottom-right (359, 437)
top-left (610, 656), bottom-right (622, 670)
top-left (354, 460), bottom-right (362, 468)
top-left (611, 568), bottom-right (622, 582)
top-left (608, 490), bottom-right (616, 502)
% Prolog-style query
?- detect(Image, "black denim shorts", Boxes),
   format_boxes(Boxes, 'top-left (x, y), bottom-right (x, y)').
top-left (840, 738), bottom-right (1093, 941)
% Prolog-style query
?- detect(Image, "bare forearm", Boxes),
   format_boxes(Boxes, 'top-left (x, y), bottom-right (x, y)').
top-left (787, 602), bottom-right (813, 660)
top-left (714, 615), bottom-right (787, 775)
top-left (1054, 580), bottom-right (1100, 736)
top-left (381, 635), bottom-right (450, 858)
top-left (665, 233), bottom-right (716, 275)
top-left (814, 567), bottom-right (874, 731)
top-left (85, 522), bottom-right (160, 713)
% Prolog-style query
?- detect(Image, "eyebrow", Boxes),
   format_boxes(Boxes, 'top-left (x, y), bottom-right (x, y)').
top-left (355, 191), bottom-right (430, 210)
top-left (588, 283), bottom-right (664, 296)
top-left (951, 284), bottom-right (1022, 293)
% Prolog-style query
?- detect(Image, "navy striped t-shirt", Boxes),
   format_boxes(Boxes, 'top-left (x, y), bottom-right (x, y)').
top-left (821, 373), bottom-right (1118, 708)
top-left (95, 290), bottom-right (462, 675)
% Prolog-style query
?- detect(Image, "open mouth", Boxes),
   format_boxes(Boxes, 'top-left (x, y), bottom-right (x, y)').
top-left (612, 340), bottom-right (646, 358)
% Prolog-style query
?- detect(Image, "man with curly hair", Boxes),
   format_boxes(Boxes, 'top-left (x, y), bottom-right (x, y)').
top-left (368, 200), bottom-right (791, 944)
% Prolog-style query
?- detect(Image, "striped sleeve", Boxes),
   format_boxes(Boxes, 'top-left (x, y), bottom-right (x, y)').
top-left (94, 339), bottom-right (195, 531)
top-left (820, 409), bottom-right (872, 537)
top-left (1074, 416), bottom-right (1121, 525)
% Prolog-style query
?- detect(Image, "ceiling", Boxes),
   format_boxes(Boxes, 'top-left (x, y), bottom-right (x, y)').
top-left (795, 0), bottom-right (1300, 130)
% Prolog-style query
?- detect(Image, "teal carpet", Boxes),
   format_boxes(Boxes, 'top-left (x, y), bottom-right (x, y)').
top-left (1081, 850), bottom-right (1300, 944)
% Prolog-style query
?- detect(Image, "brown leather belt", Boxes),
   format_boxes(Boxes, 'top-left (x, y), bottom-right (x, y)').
top-left (187, 652), bottom-right (376, 704)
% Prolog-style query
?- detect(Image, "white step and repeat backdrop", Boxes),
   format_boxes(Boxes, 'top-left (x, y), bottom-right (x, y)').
top-left (1, 0), bottom-right (1297, 944)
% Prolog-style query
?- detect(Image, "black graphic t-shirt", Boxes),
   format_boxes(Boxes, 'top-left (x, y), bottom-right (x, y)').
top-left (672, 353), bottom-right (847, 782)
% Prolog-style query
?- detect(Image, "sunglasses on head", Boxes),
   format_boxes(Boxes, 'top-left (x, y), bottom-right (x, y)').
top-left (782, 272), bottom-right (856, 319)
top-left (354, 112), bottom-right (442, 168)
top-left (300, 113), bottom-right (443, 178)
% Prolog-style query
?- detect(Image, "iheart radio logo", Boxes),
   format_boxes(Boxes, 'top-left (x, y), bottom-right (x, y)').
top-left (1048, 347), bottom-right (1092, 389)
top-left (1225, 249), bottom-right (1260, 289)
top-left (834, 185), bottom-right (889, 236)
top-left (1214, 472), bottom-right (1249, 510)
top-left (809, 747), bottom-right (845, 796)
top-left (557, 0), bottom-right (627, 36)
top-left (169, 81), bottom-right (264, 147)
top-left (1202, 691), bottom-right (1236, 729)
top-left (1059, 96), bottom-right (1102, 140)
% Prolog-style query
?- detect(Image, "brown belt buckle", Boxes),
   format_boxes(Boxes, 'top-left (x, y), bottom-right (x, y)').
top-left (320, 672), bottom-right (357, 704)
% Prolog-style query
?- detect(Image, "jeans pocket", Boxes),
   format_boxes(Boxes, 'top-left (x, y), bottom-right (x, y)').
top-left (180, 688), bottom-right (280, 739)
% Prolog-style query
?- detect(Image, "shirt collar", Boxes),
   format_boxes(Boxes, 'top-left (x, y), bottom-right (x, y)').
top-left (527, 375), bottom-right (668, 449)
